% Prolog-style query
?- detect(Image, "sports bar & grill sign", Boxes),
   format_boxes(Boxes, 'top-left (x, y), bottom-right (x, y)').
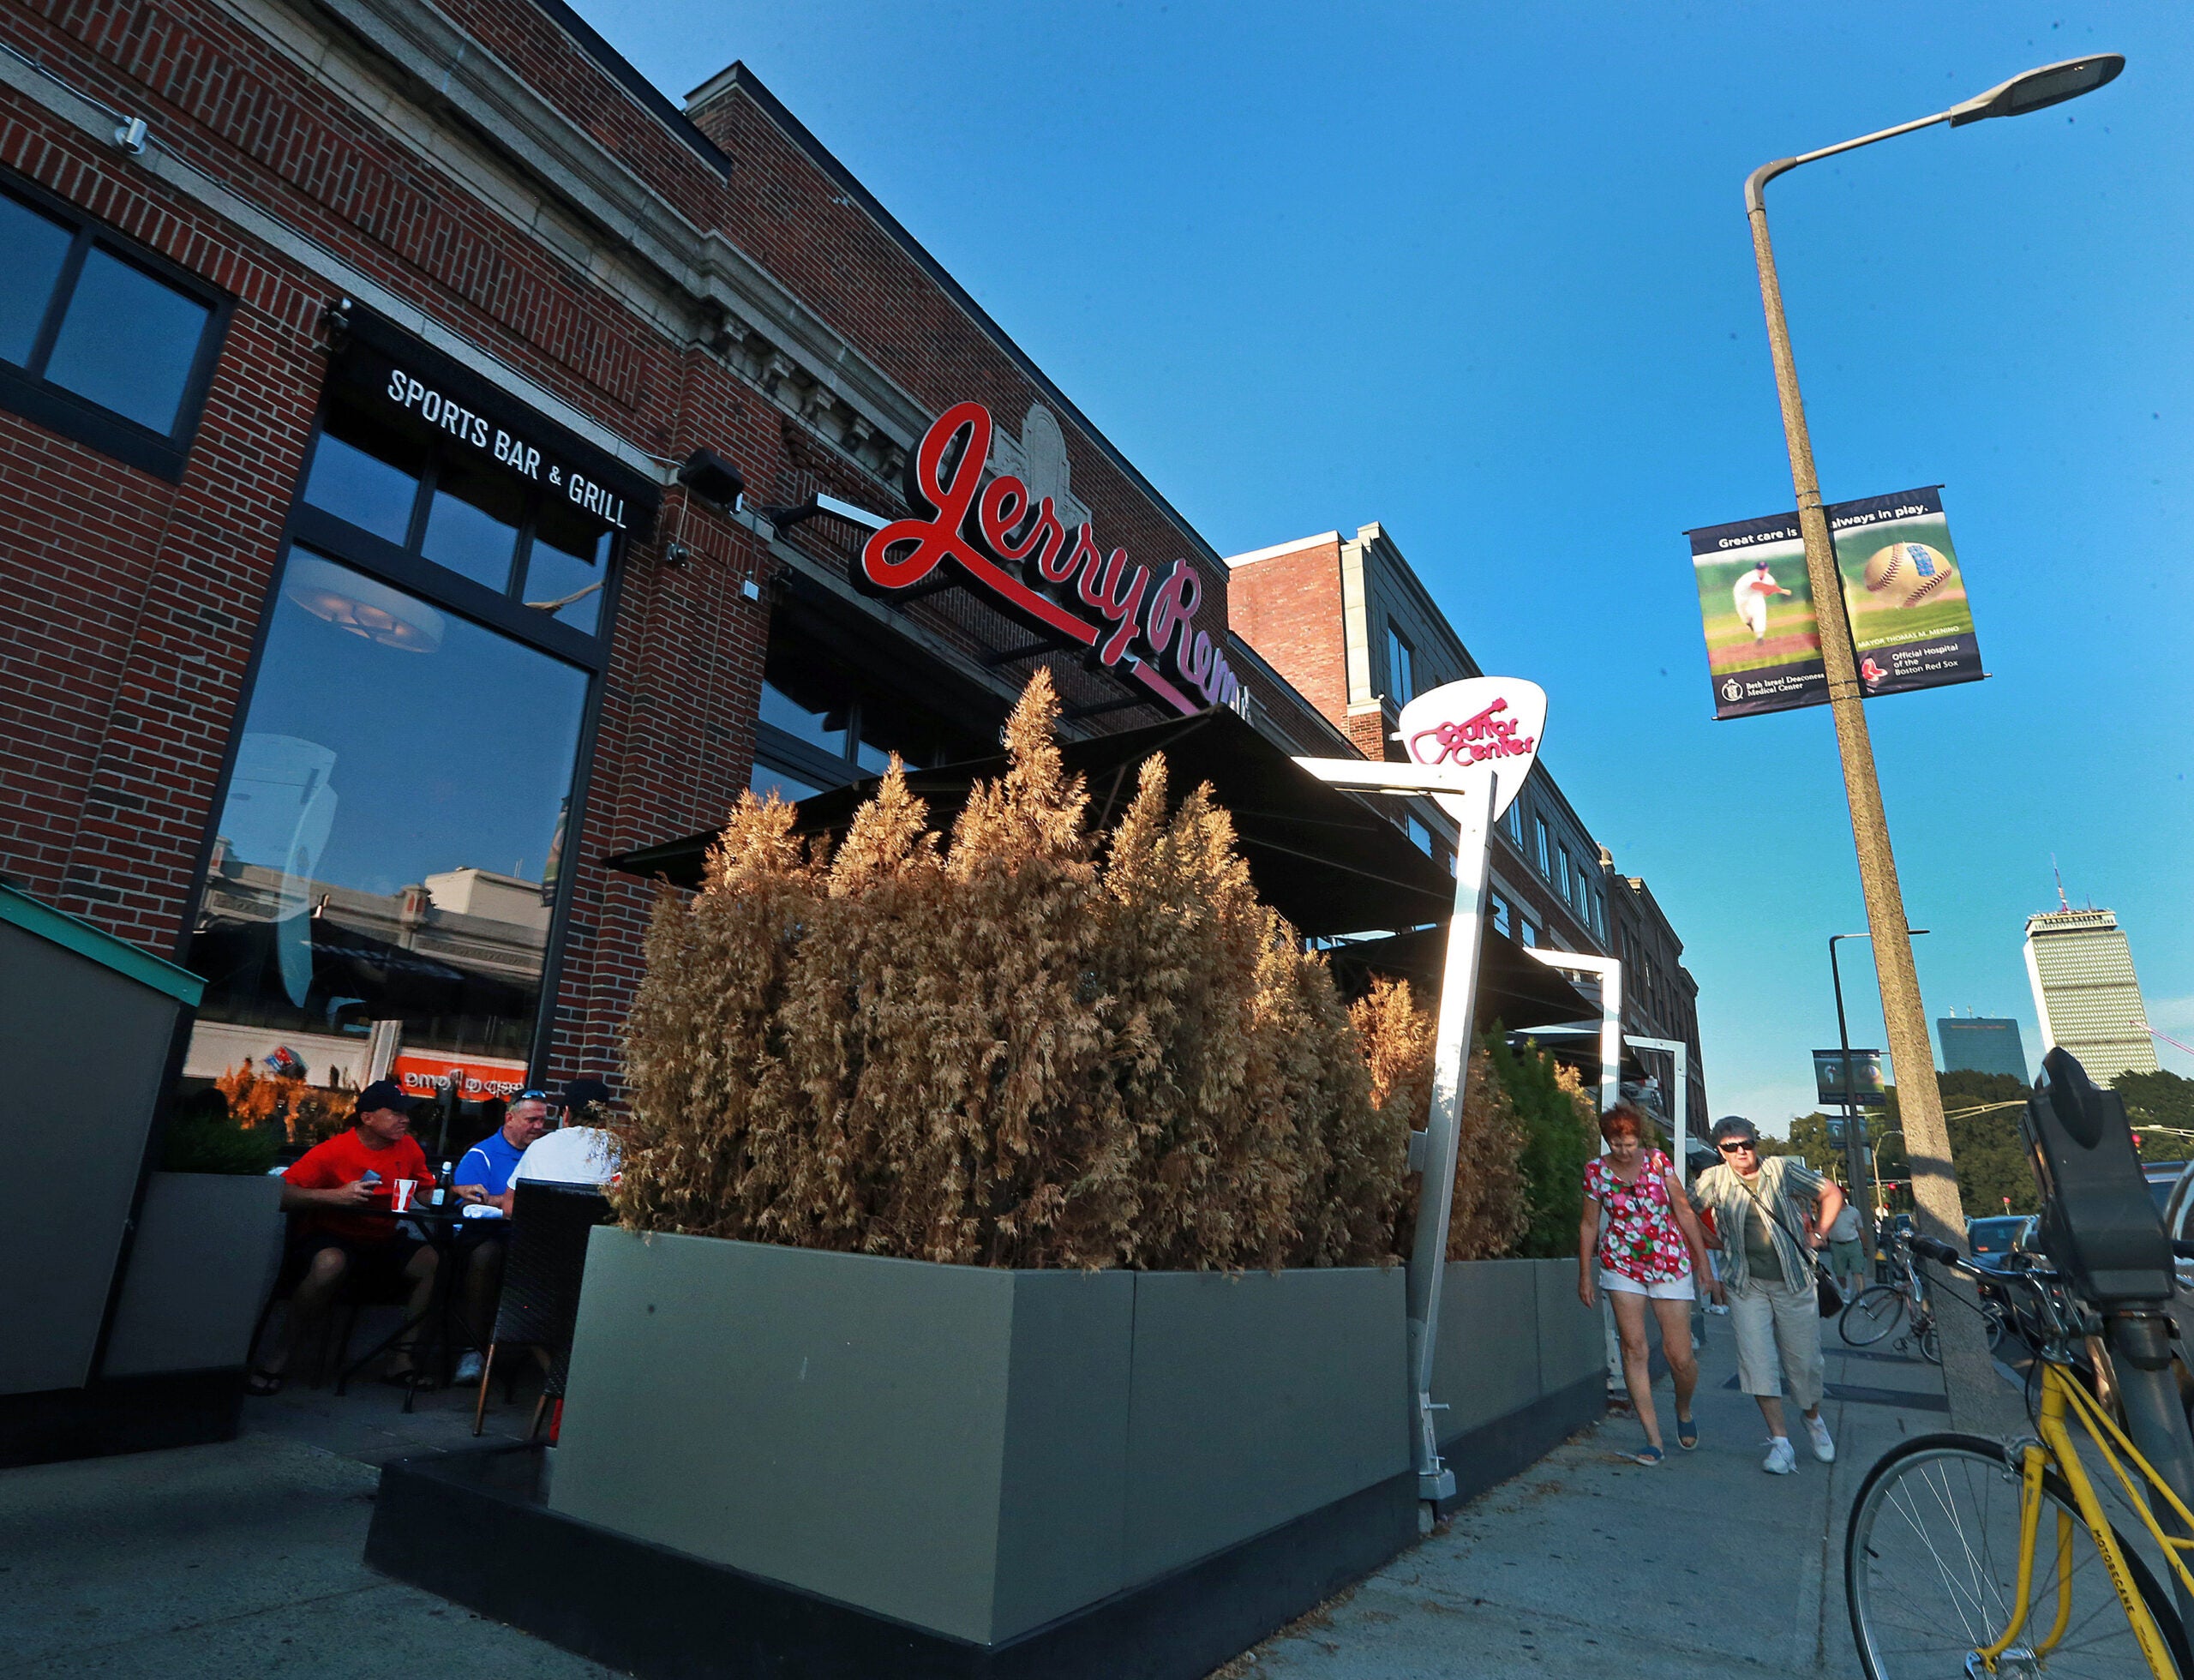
top-left (857, 402), bottom-right (1238, 717)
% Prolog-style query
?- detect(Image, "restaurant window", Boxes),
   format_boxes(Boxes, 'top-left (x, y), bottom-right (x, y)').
top-left (1386, 624), bottom-right (1415, 705)
top-left (0, 173), bottom-right (229, 479)
top-left (1406, 813), bottom-right (1434, 855)
top-left (1556, 844), bottom-right (1572, 903)
top-left (177, 364), bottom-right (636, 1138)
top-left (1534, 816), bottom-right (1551, 877)
top-left (752, 619), bottom-right (987, 800)
top-left (1519, 917), bottom-right (1538, 948)
top-left (1504, 799), bottom-right (1524, 846)
top-left (182, 551), bottom-right (589, 1125)
top-left (298, 396), bottom-right (617, 638)
top-left (1491, 892), bottom-right (1512, 936)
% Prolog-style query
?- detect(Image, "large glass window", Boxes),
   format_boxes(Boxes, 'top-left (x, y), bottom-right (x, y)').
top-left (300, 393), bottom-right (622, 638)
top-left (0, 176), bottom-right (226, 476)
top-left (1386, 624), bottom-right (1415, 705)
top-left (751, 619), bottom-right (986, 801)
top-left (181, 552), bottom-right (590, 1126)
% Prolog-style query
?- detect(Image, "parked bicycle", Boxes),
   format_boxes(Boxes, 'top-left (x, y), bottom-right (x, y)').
top-left (1843, 1235), bottom-right (2193, 1677)
top-left (1839, 1230), bottom-right (2006, 1364)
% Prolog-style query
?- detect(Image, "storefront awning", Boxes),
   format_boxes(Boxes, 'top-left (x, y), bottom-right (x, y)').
top-left (1317, 926), bottom-right (1599, 1035)
top-left (605, 705), bottom-right (1586, 1030)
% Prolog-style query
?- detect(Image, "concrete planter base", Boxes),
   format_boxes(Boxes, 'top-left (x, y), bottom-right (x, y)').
top-left (545, 1232), bottom-right (1412, 1645)
top-left (105, 1172), bottom-right (285, 1378)
top-left (368, 1443), bottom-right (1413, 1680)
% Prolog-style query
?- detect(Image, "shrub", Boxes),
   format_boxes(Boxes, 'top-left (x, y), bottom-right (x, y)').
top-left (161, 1087), bottom-right (279, 1175)
top-left (1491, 1035), bottom-right (1601, 1258)
top-left (214, 1062), bottom-right (351, 1145)
top-left (1352, 980), bottom-right (1527, 1261)
top-left (616, 670), bottom-right (1398, 1270)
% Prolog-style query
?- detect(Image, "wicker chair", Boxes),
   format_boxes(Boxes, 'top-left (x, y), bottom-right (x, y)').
top-left (471, 1179), bottom-right (614, 1438)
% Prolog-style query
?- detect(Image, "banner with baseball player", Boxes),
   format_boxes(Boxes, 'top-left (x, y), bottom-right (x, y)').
top-left (1688, 485), bottom-right (1982, 719)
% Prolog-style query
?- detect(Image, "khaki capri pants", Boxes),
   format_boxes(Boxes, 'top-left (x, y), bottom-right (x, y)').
top-left (1729, 1278), bottom-right (1825, 1411)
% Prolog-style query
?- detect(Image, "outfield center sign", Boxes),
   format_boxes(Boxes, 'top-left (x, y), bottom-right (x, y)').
top-left (1687, 486), bottom-right (1985, 720)
top-left (858, 402), bottom-right (1238, 717)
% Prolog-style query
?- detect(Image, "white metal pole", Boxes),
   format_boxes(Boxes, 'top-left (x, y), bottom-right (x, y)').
top-left (1399, 776), bottom-right (1495, 1503)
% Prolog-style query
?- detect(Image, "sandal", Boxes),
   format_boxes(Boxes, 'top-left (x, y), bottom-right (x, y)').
top-left (244, 1368), bottom-right (285, 1397)
top-left (1631, 1445), bottom-right (1665, 1466)
top-left (379, 1359), bottom-right (435, 1391)
top-left (1676, 1418), bottom-right (1699, 1450)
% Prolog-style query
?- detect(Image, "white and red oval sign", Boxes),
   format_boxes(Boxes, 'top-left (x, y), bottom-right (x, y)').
top-left (1396, 678), bottom-right (1546, 823)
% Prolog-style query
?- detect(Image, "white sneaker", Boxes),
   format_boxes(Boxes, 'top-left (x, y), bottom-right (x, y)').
top-left (453, 1351), bottom-right (485, 1383)
top-left (1805, 1414), bottom-right (1835, 1462)
top-left (1763, 1437), bottom-right (1797, 1475)
top-left (1705, 1301), bottom-right (1730, 1316)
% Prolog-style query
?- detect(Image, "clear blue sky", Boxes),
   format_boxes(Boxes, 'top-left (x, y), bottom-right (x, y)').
top-left (581, 1), bottom-right (2194, 1130)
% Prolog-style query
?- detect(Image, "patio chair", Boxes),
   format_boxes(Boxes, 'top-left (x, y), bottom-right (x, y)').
top-left (472, 1179), bottom-right (614, 1438)
top-left (244, 1214), bottom-right (416, 1390)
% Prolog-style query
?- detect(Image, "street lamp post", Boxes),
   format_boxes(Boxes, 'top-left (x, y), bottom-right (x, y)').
top-left (1829, 929), bottom-right (1926, 1254)
top-left (1745, 52), bottom-right (2122, 1431)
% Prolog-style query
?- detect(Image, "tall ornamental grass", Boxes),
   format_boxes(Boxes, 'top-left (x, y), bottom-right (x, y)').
top-left (616, 671), bottom-right (1407, 1270)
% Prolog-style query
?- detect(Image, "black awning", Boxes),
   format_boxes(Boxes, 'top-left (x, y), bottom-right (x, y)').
top-left (1319, 924), bottom-right (1600, 1033)
top-left (605, 705), bottom-right (1466, 939)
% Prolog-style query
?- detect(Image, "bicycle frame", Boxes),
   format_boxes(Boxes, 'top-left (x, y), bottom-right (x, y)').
top-left (1976, 1357), bottom-right (2194, 1674)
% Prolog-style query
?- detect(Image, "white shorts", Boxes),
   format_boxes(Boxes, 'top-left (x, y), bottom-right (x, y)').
top-left (1600, 1270), bottom-right (1695, 1302)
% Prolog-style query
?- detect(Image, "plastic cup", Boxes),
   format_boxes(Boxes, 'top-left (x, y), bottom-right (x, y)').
top-left (391, 1178), bottom-right (419, 1213)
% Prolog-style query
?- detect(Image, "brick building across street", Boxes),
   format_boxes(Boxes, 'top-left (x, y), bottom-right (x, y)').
top-left (1227, 522), bottom-right (1707, 1125)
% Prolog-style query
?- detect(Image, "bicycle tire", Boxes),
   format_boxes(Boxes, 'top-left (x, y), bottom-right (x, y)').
top-left (1842, 1284), bottom-right (1908, 1347)
top-left (1846, 1431), bottom-right (2190, 1679)
top-left (1917, 1322), bottom-right (1939, 1365)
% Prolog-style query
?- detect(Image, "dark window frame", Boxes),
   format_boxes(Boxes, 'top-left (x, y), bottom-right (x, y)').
top-left (0, 168), bottom-right (231, 481)
top-left (1386, 622), bottom-right (1415, 705)
top-left (177, 381), bottom-right (627, 1087)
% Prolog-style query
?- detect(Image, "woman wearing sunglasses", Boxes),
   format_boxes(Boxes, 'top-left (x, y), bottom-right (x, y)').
top-left (1578, 1101), bottom-right (1717, 1465)
top-left (1690, 1115), bottom-right (1846, 1475)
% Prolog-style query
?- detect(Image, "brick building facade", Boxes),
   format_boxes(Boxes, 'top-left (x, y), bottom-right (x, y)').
top-left (1226, 522), bottom-right (1707, 1125)
top-left (0, 0), bottom-right (1235, 1115)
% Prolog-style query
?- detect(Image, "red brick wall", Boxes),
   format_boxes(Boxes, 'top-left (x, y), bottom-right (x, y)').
top-left (0, 0), bottom-right (1238, 1093)
top-left (1226, 540), bottom-right (1345, 722)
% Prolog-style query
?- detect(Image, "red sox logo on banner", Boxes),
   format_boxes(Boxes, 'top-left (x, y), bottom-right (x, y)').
top-left (855, 402), bottom-right (1237, 717)
top-left (1395, 677), bottom-right (1546, 822)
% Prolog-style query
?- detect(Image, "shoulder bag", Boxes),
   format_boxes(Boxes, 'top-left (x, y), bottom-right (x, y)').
top-left (1738, 1167), bottom-right (1844, 1317)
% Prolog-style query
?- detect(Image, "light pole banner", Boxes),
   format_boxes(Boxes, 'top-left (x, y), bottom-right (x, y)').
top-left (1688, 512), bottom-right (1825, 718)
top-left (1688, 486), bottom-right (1983, 719)
top-left (1828, 487), bottom-right (1986, 699)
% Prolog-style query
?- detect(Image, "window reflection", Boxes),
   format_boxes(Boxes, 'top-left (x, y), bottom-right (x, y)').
top-left (749, 762), bottom-right (824, 805)
top-left (0, 194), bottom-right (69, 365)
top-left (524, 498), bottom-right (611, 634)
top-left (759, 656), bottom-right (848, 754)
top-left (181, 551), bottom-right (588, 1120)
top-left (45, 247), bottom-right (212, 435)
top-left (304, 417), bottom-right (425, 546)
top-left (421, 456), bottom-right (525, 591)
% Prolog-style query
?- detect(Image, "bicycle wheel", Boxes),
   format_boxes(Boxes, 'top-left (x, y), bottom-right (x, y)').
top-left (1842, 1284), bottom-right (1908, 1347)
top-left (1847, 1432), bottom-right (2189, 1678)
top-left (1918, 1321), bottom-right (1939, 1365)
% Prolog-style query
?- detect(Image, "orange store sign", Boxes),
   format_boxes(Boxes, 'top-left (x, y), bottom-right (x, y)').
top-left (393, 1053), bottom-right (530, 1104)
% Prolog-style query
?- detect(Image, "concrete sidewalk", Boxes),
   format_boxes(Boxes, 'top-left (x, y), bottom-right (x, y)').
top-left (1218, 1311), bottom-right (1953, 1679)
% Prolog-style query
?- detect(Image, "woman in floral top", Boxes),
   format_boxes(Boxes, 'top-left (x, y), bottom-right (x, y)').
top-left (1578, 1102), bottom-right (1718, 1464)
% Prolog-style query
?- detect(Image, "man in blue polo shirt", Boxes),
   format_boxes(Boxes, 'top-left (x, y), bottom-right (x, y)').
top-left (451, 1089), bottom-right (550, 1382)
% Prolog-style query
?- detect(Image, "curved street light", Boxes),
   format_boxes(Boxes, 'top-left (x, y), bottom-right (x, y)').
top-left (1743, 55), bottom-right (2121, 1433)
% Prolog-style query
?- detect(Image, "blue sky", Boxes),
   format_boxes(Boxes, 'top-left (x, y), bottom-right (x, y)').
top-left (582, 1), bottom-right (2193, 1130)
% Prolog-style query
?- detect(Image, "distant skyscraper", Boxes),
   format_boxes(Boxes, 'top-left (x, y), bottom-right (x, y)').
top-left (1937, 1016), bottom-right (2029, 1082)
top-left (2023, 907), bottom-right (2158, 1083)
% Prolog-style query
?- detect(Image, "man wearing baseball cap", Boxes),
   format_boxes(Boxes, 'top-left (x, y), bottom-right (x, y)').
top-left (247, 1079), bottom-right (441, 1395)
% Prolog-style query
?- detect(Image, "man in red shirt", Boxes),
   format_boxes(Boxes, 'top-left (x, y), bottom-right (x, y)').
top-left (249, 1080), bottom-right (440, 1393)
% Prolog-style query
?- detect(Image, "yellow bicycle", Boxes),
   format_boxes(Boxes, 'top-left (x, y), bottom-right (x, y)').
top-left (1845, 1237), bottom-right (2194, 1677)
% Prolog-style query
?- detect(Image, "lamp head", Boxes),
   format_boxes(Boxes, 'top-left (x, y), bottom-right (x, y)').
top-left (1948, 53), bottom-right (2124, 126)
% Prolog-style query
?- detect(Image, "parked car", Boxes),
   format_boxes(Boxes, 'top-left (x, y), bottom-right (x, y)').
top-left (1966, 1214), bottom-right (2040, 1271)
top-left (2145, 1160), bottom-right (2189, 1220)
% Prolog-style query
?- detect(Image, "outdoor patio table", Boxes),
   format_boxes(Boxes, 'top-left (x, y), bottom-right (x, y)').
top-left (335, 1202), bottom-right (507, 1413)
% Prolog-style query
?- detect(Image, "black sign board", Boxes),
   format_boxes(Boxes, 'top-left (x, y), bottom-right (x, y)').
top-left (330, 301), bottom-right (660, 543)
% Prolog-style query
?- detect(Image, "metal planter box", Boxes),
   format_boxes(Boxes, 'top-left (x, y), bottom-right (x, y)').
top-left (548, 1231), bottom-right (1411, 1646)
top-left (105, 1172), bottom-right (285, 1378)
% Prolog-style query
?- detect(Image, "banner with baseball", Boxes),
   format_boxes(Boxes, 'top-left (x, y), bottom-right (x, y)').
top-left (1688, 485), bottom-right (1982, 720)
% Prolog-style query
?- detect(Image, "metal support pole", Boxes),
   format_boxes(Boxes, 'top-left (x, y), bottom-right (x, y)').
top-left (2107, 1311), bottom-right (2194, 1634)
top-left (1401, 777), bottom-right (1496, 1504)
top-left (1829, 937), bottom-right (1870, 1253)
top-left (1747, 178), bottom-right (2004, 1431)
